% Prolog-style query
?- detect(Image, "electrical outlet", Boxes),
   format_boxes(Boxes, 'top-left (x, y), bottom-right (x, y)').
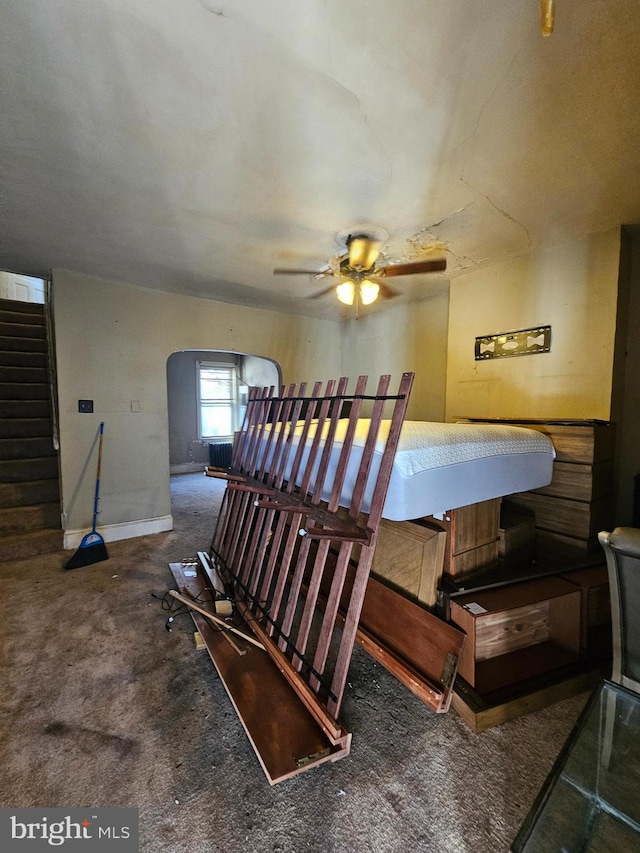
top-left (131, 400), bottom-right (140, 412)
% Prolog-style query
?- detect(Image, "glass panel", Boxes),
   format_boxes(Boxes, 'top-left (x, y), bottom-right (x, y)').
top-left (200, 366), bottom-right (233, 402)
top-left (512, 682), bottom-right (640, 852)
top-left (201, 405), bottom-right (232, 438)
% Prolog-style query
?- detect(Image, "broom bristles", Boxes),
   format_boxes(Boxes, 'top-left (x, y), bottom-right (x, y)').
top-left (64, 534), bottom-right (109, 570)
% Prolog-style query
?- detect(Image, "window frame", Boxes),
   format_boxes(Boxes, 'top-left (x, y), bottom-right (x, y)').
top-left (196, 361), bottom-right (239, 441)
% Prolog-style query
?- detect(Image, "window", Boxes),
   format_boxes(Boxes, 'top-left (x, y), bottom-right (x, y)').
top-left (197, 362), bottom-right (238, 440)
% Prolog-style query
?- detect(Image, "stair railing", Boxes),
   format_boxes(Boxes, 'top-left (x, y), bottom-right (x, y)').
top-left (44, 276), bottom-right (60, 452)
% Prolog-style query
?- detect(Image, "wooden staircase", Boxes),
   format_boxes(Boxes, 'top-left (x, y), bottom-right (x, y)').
top-left (0, 298), bottom-right (62, 561)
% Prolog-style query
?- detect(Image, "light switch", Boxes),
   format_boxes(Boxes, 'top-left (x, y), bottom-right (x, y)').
top-left (131, 400), bottom-right (140, 412)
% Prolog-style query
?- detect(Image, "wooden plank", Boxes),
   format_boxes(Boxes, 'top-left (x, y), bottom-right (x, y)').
top-left (451, 575), bottom-right (581, 613)
top-left (455, 419), bottom-right (615, 464)
top-left (452, 667), bottom-right (602, 733)
top-left (370, 518), bottom-right (446, 608)
top-left (498, 505), bottom-right (535, 568)
top-left (473, 641), bottom-right (579, 694)
top-left (531, 460), bottom-right (614, 502)
top-left (425, 499), bottom-right (501, 579)
top-left (449, 540), bottom-right (499, 578)
top-left (168, 590), bottom-right (263, 650)
top-left (169, 562), bottom-right (350, 784)
top-left (357, 575), bottom-right (465, 712)
top-left (561, 564), bottom-right (611, 649)
top-left (507, 492), bottom-right (612, 539)
top-left (474, 600), bottom-right (551, 662)
top-left (315, 542), bottom-right (466, 714)
top-left (450, 577), bottom-right (582, 687)
top-left (534, 529), bottom-right (599, 564)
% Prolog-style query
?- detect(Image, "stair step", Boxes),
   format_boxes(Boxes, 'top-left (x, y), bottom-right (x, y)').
top-left (0, 418), bottom-right (53, 439)
top-left (0, 382), bottom-right (49, 400)
top-left (0, 336), bottom-right (47, 353)
top-left (0, 528), bottom-right (64, 563)
top-left (0, 310), bottom-right (45, 326)
top-left (0, 365), bottom-right (48, 384)
top-left (0, 456), bottom-right (58, 483)
top-left (0, 298), bottom-right (45, 315)
top-left (0, 437), bottom-right (56, 460)
top-left (0, 322), bottom-right (45, 339)
top-left (0, 400), bottom-right (51, 418)
top-left (0, 350), bottom-right (47, 368)
top-left (0, 501), bottom-right (61, 536)
top-left (0, 478), bottom-right (59, 508)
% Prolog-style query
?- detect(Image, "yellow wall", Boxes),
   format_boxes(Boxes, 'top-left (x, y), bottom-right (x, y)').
top-left (445, 229), bottom-right (621, 421)
top-left (53, 269), bottom-right (342, 538)
top-left (340, 285), bottom-right (450, 422)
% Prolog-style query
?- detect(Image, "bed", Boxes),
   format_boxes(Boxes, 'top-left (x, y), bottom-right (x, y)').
top-left (255, 418), bottom-right (556, 522)
top-left (204, 377), bottom-right (557, 742)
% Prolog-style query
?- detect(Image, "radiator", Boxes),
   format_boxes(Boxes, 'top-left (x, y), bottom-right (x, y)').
top-left (208, 442), bottom-right (233, 468)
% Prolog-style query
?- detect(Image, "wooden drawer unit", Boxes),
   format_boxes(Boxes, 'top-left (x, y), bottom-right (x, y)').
top-left (450, 576), bottom-right (581, 693)
top-left (371, 518), bottom-right (446, 609)
top-left (499, 505), bottom-right (535, 568)
top-left (425, 498), bottom-right (501, 579)
top-left (458, 419), bottom-right (615, 565)
top-left (562, 564), bottom-right (611, 654)
top-left (504, 493), bottom-right (611, 539)
top-left (531, 460), bottom-right (614, 502)
top-left (503, 421), bottom-right (614, 464)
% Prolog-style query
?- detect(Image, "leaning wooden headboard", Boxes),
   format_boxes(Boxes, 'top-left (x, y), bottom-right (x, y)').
top-left (209, 373), bottom-right (414, 740)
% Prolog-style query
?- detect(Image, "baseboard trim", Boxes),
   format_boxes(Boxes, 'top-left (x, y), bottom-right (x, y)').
top-left (64, 514), bottom-right (174, 550)
top-left (170, 463), bottom-right (205, 474)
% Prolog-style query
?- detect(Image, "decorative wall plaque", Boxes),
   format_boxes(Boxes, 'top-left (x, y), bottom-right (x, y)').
top-left (475, 325), bottom-right (551, 360)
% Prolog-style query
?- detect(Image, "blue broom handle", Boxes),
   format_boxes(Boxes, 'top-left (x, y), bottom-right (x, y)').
top-left (92, 422), bottom-right (105, 533)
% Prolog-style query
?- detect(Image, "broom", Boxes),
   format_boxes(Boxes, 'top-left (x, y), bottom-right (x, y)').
top-left (65, 421), bottom-right (109, 569)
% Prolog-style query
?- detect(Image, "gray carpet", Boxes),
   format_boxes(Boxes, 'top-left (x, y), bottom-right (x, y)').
top-left (0, 473), bottom-right (588, 852)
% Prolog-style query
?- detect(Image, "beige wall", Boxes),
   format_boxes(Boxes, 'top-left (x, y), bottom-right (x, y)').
top-left (53, 269), bottom-right (342, 538)
top-left (445, 229), bottom-right (622, 421)
top-left (54, 228), bottom-right (624, 542)
top-left (339, 285), bottom-right (450, 422)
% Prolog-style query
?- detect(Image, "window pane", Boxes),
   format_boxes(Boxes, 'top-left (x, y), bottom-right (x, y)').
top-left (201, 404), bottom-right (232, 438)
top-left (200, 367), bottom-right (232, 402)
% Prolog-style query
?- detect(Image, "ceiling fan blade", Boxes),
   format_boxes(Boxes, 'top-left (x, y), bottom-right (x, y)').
top-left (308, 284), bottom-right (337, 299)
top-left (379, 258), bottom-right (447, 277)
top-left (273, 267), bottom-right (330, 276)
top-left (377, 281), bottom-right (400, 299)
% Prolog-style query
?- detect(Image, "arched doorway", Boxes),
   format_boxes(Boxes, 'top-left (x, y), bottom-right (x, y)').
top-left (166, 350), bottom-right (280, 474)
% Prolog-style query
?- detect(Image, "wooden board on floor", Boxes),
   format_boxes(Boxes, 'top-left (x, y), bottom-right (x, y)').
top-left (356, 574), bottom-right (466, 712)
top-left (169, 562), bottom-right (350, 784)
top-left (314, 542), bottom-right (466, 713)
top-left (451, 664), bottom-right (604, 733)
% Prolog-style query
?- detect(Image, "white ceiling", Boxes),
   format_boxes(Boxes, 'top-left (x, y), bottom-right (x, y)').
top-left (2, 0), bottom-right (640, 319)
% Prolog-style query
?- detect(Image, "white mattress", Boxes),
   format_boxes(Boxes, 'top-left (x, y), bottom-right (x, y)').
top-left (253, 419), bottom-right (555, 522)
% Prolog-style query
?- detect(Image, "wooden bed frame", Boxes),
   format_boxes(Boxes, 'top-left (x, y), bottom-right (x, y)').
top-left (173, 373), bottom-right (465, 783)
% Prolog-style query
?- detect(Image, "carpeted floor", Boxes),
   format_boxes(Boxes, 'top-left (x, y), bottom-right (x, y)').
top-left (0, 473), bottom-right (589, 852)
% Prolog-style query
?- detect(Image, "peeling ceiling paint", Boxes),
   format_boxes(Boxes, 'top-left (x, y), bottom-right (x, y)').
top-left (1, 0), bottom-right (639, 319)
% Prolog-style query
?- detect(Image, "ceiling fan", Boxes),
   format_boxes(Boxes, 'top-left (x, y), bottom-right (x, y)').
top-left (273, 232), bottom-right (447, 309)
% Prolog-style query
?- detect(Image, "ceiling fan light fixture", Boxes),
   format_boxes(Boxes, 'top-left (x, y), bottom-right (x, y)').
top-left (540, 0), bottom-right (555, 36)
top-left (359, 280), bottom-right (380, 305)
top-left (336, 280), bottom-right (355, 305)
top-left (348, 236), bottom-right (381, 271)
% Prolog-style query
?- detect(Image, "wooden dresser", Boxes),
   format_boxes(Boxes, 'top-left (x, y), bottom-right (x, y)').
top-left (458, 419), bottom-right (616, 566)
